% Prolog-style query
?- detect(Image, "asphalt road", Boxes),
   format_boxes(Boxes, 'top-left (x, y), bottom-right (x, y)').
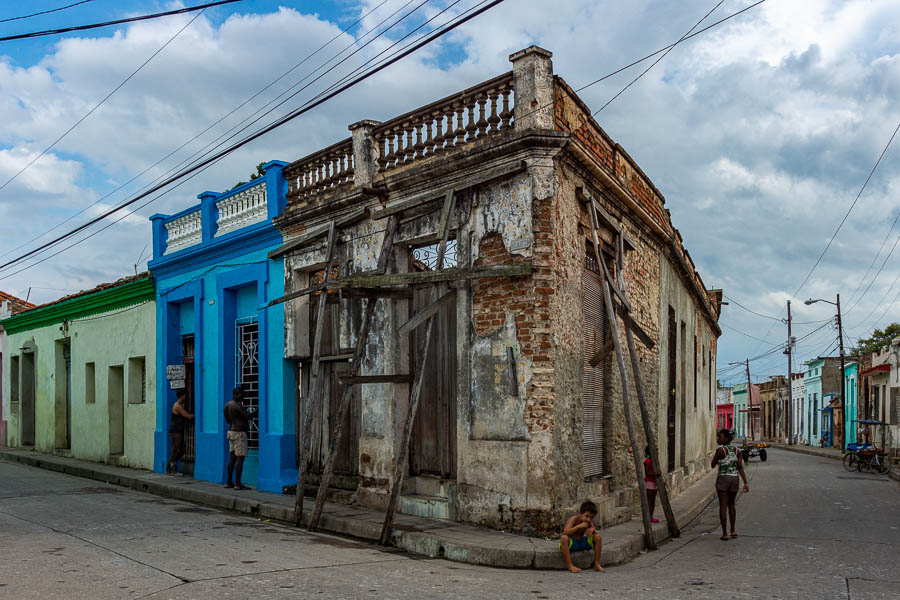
top-left (1, 449), bottom-right (898, 599)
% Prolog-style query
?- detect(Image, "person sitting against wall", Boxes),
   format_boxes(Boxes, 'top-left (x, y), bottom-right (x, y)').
top-left (167, 390), bottom-right (193, 474)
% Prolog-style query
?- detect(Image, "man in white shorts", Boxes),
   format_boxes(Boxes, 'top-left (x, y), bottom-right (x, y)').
top-left (224, 387), bottom-right (252, 490)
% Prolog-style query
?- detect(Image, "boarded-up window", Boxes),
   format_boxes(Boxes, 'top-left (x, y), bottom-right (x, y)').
top-left (583, 254), bottom-right (606, 479)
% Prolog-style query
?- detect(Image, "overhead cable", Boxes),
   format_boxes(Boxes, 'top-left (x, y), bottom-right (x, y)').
top-left (0, 0), bottom-right (95, 24)
top-left (0, 0), bottom-right (244, 43)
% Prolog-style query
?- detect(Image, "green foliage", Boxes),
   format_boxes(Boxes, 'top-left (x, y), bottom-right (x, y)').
top-left (852, 322), bottom-right (900, 356)
top-left (228, 162), bottom-right (266, 191)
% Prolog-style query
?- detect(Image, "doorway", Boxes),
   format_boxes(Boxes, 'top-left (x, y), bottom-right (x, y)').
top-left (180, 335), bottom-right (196, 475)
top-left (55, 339), bottom-right (72, 450)
top-left (20, 351), bottom-right (36, 447)
top-left (108, 365), bottom-right (124, 455)
top-left (667, 307), bottom-right (676, 472)
top-left (408, 242), bottom-right (457, 479)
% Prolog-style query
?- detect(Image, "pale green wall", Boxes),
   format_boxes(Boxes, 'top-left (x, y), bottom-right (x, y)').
top-left (5, 301), bottom-right (156, 469)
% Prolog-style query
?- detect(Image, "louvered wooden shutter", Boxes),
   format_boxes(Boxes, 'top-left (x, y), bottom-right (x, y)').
top-left (583, 255), bottom-right (606, 479)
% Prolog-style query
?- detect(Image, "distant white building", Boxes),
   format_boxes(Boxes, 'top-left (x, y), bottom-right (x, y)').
top-left (791, 372), bottom-right (806, 444)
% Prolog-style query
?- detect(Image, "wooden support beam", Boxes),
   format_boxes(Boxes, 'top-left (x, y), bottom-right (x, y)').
top-left (340, 262), bottom-right (531, 288)
top-left (371, 160), bottom-right (527, 220)
top-left (340, 374), bottom-right (413, 384)
top-left (397, 289), bottom-right (456, 337)
top-left (589, 338), bottom-right (615, 368)
top-left (599, 258), bottom-right (656, 550)
top-left (267, 282), bottom-right (329, 308)
top-left (380, 190), bottom-right (456, 546)
top-left (308, 216), bottom-right (400, 530)
top-left (620, 308), bottom-right (655, 351)
top-left (339, 287), bottom-right (413, 300)
top-left (613, 231), bottom-right (679, 538)
top-left (587, 198), bottom-right (656, 550)
top-left (294, 221), bottom-right (337, 526)
top-left (269, 208), bottom-right (368, 259)
top-left (577, 187), bottom-right (636, 251)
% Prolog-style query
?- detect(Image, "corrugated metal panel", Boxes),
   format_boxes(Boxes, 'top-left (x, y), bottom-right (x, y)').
top-left (583, 255), bottom-right (606, 479)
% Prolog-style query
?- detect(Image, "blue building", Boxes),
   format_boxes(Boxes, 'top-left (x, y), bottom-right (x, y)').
top-left (844, 361), bottom-right (859, 446)
top-left (148, 161), bottom-right (295, 492)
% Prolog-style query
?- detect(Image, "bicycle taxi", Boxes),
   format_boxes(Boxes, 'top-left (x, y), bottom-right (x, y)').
top-left (842, 419), bottom-right (892, 475)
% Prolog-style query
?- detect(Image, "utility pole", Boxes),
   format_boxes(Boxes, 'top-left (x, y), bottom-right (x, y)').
top-left (836, 293), bottom-right (847, 452)
top-left (746, 358), bottom-right (754, 442)
top-left (787, 300), bottom-right (793, 445)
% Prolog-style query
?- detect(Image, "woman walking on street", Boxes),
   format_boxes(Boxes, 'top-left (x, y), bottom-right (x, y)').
top-left (644, 446), bottom-right (660, 524)
top-left (711, 428), bottom-right (749, 541)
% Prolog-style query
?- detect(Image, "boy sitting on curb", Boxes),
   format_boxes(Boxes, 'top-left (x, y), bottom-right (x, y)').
top-left (559, 500), bottom-right (605, 573)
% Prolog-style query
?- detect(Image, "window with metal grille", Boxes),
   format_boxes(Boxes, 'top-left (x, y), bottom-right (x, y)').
top-left (412, 239), bottom-right (458, 270)
top-left (236, 318), bottom-right (260, 450)
top-left (583, 253), bottom-right (606, 479)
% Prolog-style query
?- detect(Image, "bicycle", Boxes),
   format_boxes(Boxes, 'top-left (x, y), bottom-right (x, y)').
top-left (843, 443), bottom-right (891, 475)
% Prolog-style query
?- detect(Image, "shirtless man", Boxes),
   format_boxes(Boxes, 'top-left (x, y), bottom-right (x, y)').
top-left (223, 387), bottom-right (252, 490)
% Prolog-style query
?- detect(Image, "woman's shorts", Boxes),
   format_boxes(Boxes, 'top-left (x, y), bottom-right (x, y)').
top-left (644, 480), bottom-right (658, 490)
top-left (715, 475), bottom-right (739, 493)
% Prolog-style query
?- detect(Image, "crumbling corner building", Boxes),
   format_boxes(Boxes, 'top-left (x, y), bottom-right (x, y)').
top-left (270, 46), bottom-right (722, 535)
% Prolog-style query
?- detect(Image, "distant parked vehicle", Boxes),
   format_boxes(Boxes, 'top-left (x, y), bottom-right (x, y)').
top-left (842, 420), bottom-right (892, 476)
top-left (741, 440), bottom-right (768, 462)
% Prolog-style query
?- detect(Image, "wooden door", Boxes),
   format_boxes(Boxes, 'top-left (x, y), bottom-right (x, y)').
top-left (409, 284), bottom-right (457, 478)
top-left (327, 361), bottom-right (360, 476)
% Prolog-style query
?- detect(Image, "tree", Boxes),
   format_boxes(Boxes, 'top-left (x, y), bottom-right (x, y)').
top-left (228, 162), bottom-right (266, 191)
top-left (851, 322), bottom-right (900, 356)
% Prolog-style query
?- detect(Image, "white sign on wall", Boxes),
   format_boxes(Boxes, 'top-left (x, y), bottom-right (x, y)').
top-left (166, 364), bottom-right (186, 380)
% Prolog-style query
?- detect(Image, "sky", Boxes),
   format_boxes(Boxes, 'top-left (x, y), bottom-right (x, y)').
top-left (0, 0), bottom-right (898, 385)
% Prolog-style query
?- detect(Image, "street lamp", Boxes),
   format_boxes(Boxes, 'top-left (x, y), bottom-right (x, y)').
top-left (804, 294), bottom-right (846, 451)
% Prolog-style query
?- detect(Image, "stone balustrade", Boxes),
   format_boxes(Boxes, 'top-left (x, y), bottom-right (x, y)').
top-left (164, 209), bottom-right (202, 255)
top-left (284, 138), bottom-right (354, 201)
top-left (373, 72), bottom-right (514, 174)
top-left (215, 179), bottom-right (267, 237)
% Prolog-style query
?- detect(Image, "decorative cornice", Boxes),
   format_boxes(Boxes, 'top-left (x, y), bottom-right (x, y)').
top-left (1, 277), bottom-right (154, 335)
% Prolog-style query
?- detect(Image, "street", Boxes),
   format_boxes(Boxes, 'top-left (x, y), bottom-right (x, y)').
top-left (1, 449), bottom-right (898, 599)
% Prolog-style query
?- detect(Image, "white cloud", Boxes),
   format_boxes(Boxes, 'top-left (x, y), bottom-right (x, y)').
top-left (0, 0), bottom-right (898, 371)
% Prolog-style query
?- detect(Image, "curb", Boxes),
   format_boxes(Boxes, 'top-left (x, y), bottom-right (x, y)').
top-left (773, 444), bottom-right (900, 483)
top-left (0, 449), bottom-right (717, 570)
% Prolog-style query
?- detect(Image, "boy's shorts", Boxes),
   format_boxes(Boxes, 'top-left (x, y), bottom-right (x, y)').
top-left (561, 535), bottom-right (594, 553)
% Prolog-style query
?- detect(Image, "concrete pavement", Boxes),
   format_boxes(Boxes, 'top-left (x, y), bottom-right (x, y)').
top-left (3, 448), bottom-right (900, 598)
top-left (0, 447), bottom-right (716, 570)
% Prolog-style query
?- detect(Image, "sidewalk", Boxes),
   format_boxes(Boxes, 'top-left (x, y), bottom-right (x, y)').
top-left (773, 443), bottom-right (900, 483)
top-left (0, 448), bottom-right (717, 570)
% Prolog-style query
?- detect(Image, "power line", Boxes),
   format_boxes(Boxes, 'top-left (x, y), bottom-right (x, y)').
top-left (0, 8), bottom-right (207, 197)
top-left (0, 0), bottom-right (400, 260)
top-left (0, 0), bottom-right (244, 43)
top-left (789, 121), bottom-right (900, 302)
top-left (843, 232), bottom-right (900, 316)
top-left (593, 0), bottom-right (725, 116)
top-left (0, 0), bottom-right (433, 272)
top-left (0, 0), bottom-right (95, 24)
top-left (843, 207), bottom-right (900, 313)
top-left (723, 294), bottom-right (783, 321)
top-left (750, 120), bottom-right (900, 355)
top-left (0, 0), bottom-right (507, 278)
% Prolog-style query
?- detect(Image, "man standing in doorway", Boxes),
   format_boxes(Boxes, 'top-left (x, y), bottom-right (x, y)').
top-left (224, 387), bottom-right (251, 490)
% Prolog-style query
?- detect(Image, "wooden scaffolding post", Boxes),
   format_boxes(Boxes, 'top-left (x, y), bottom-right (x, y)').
top-left (586, 203), bottom-right (656, 550)
top-left (379, 190), bottom-right (456, 546)
top-left (294, 221), bottom-right (338, 526)
top-left (613, 234), bottom-right (680, 538)
top-left (308, 216), bottom-right (400, 530)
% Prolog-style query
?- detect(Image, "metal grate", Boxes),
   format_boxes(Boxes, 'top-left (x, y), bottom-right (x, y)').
top-left (583, 254), bottom-right (606, 479)
top-left (181, 335), bottom-right (196, 463)
top-left (236, 318), bottom-right (260, 449)
top-left (412, 239), bottom-right (458, 270)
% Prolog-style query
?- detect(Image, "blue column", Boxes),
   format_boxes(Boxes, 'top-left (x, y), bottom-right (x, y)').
top-left (199, 191), bottom-right (219, 242)
top-left (262, 160), bottom-right (288, 220)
